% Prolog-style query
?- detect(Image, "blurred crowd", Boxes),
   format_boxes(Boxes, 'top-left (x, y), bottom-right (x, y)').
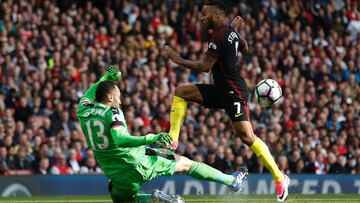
top-left (0, 0), bottom-right (359, 176)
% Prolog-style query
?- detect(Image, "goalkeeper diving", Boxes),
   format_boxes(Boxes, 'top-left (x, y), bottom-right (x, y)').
top-left (76, 65), bottom-right (248, 202)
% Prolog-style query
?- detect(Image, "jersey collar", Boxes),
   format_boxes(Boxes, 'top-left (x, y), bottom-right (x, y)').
top-left (96, 102), bottom-right (109, 108)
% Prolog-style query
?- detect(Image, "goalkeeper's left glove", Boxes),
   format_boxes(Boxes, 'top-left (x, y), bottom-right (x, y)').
top-left (154, 132), bottom-right (174, 150)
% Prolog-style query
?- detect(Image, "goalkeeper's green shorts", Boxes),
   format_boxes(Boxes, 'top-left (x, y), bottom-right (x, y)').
top-left (109, 147), bottom-right (176, 201)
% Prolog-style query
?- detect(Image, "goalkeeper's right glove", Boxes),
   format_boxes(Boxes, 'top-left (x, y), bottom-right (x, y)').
top-left (103, 65), bottom-right (122, 81)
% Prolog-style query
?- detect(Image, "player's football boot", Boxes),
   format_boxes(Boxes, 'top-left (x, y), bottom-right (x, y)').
top-left (152, 189), bottom-right (185, 203)
top-left (169, 140), bottom-right (179, 150)
top-left (230, 166), bottom-right (248, 192)
top-left (275, 174), bottom-right (290, 202)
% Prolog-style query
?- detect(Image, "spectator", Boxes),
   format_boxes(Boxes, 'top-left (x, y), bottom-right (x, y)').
top-left (243, 149), bottom-right (259, 173)
top-left (68, 149), bottom-right (80, 174)
top-left (294, 159), bottom-right (305, 174)
top-left (50, 154), bottom-right (73, 175)
top-left (79, 157), bottom-right (102, 174)
top-left (223, 148), bottom-right (235, 174)
top-left (289, 150), bottom-right (301, 172)
top-left (234, 156), bottom-right (245, 172)
top-left (35, 157), bottom-right (50, 175)
top-left (305, 150), bottom-right (317, 173)
top-left (278, 155), bottom-right (290, 175)
top-left (52, 111), bottom-right (78, 137)
top-left (0, 147), bottom-right (10, 174)
top-left (193, 153), bottom-right (204, 163)
top-left (314, 153), bottom-right (326, 175)
top-left (329, 156), bottom-right (349, 174)
top-left (347, 13), bottom-right (360, 42)
top-left (13, 97), bottom-right (33, 123)
top-left (14, 148), bottom-right (33, 170)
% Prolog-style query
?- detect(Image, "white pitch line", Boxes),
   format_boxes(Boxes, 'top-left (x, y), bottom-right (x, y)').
top-left (0, 200), bottom-right (110, 203)
top-left (2, 199), bottom-right (360, 203)
top-left (186, 199), bottom-right (360, 202)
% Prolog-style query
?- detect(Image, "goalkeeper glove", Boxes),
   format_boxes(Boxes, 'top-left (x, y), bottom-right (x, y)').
top-left (154, 132), bottom-right (174, 150)
top-left (145, 132), bottom-right (174, 149)
top-left (103, 65), bottom-right (122, 81)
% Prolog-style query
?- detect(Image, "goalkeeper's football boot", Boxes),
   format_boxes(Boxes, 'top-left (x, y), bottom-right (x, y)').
top-left (230, 166), bottom-right (248, 192)
top-left (275, 174), bottom-right (290, 202)
top-left (152, 189), bottom-right (185, 203)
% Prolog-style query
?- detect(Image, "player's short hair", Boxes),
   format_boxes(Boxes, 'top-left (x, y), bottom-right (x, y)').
top-left (204, 0), bottom-right (226, 13)
top-left (95, 81), bottom-right (117, 103)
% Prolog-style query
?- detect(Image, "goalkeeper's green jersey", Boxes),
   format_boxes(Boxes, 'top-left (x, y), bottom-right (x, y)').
top-left (76, 75), bottom-right (150, 180)
top-left (77, 102), bottom-right (146, 179)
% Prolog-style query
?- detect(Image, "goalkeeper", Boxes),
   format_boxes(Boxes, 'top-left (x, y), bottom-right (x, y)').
top-left (76, 65), bottom-right (248, 203)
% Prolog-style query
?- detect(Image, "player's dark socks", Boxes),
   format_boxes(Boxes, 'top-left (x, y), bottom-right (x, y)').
top-left (169, 140), bottom-right (179, 150)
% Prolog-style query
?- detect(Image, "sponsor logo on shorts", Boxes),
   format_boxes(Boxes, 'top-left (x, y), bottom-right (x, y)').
top-left (235, 113), bottom-right (244, 117)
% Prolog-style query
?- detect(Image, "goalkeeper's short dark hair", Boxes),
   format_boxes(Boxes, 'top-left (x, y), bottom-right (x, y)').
top-left (95, 81), bottom-right (117, 103)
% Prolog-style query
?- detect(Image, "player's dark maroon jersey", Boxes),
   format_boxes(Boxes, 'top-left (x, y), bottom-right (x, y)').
top-left (206, 26), bottom-right (249, 100)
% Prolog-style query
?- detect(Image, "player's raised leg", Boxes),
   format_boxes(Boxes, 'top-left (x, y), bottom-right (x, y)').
top-left (233, 121), bottom-right (289, 202)
top-left (174, 154), bottom-right (248, 192)
top-left (168, 85), bottom-right (204, 149)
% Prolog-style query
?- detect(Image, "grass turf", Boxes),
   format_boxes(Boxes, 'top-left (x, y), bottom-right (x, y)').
top-left (1, 195), bottom-right (360, 203)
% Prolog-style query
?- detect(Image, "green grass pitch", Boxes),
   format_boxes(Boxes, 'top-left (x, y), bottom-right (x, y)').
top-left (0, 195), bottom-right (360, 203)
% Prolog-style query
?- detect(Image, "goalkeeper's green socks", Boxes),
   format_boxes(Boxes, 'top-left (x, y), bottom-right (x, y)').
top-left (169, 96), bottom-right (187, 141)
top-left (188, 162), bottom-right (234, 186)
top-left (134, 193), bottom-right (152, 202)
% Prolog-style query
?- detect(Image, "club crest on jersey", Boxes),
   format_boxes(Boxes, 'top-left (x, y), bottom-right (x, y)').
top-left (112, 114), bottom-right (121, 122)
top-left (209, 42), bottom-right (217, 50)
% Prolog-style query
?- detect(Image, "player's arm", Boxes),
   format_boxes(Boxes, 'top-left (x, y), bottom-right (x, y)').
top-left (230, 16), bottom-right (248, 53)
top-left (110, 126), bottom-right (160, 147)
top-left (109, 108), bottom-right (161, 147)
top-left (163, 46), bottom-right (217, 73)
top-left (79, 65), bottom-right (122, 105)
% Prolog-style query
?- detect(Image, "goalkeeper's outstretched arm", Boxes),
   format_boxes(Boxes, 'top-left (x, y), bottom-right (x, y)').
top-left (79, 77), bottom-right (105, 104)
top-left (110, 126), bottom-right (161, 147)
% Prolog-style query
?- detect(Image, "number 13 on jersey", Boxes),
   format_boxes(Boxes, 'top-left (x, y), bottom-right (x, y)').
top-left (85, 120), bottom-right (109, 150)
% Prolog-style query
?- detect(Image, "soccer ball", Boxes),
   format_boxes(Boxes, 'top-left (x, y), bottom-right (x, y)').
top-left (254, 79), bottom-right (282, 108)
